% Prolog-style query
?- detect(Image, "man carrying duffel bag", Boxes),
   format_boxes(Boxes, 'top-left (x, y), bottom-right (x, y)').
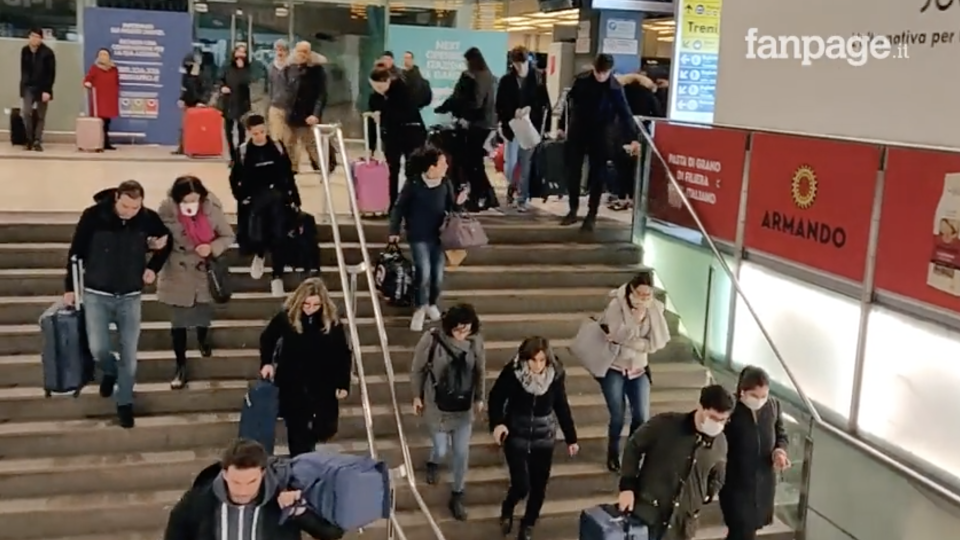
top-left (164, 438), bottom-right (345, 540)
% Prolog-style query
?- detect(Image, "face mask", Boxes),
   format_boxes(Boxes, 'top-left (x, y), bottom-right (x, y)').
top-left (742, 396), bottom-right (767, 411)
top-left (179, 202), bottom-right (200, 217)
top-left (698, 417), bottom-right (725, 437)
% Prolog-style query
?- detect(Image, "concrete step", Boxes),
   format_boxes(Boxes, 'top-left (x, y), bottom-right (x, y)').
top-left (0, 242), bottom-right (642, 269)
top-left (0, 391), bottom-right (700, 459)
top-left (0, 340), bottom-right (707, 387)
top-left (0, 363), bottom-right (707, 422)
top-left (0, 287), bottom-right (669, 326)
top-left (0, 264), bottom-right (643, 296)
top-left (0, 216), bottom-right (631, 245)
top-left (0, 312), bottom-right (697, 356)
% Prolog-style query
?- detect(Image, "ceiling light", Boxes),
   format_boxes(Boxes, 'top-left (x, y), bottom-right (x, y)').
top-left (657, 36), bottom-right (674, 42)
top-left (509, 25), bottom-right (537, 31)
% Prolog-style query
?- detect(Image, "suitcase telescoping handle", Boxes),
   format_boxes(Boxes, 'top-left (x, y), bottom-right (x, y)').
top-left (69, 255), bottom-right (85, 309)
top-left (361, 111), bottom-right (384, 162)
top-left (83, 87), bottom-right (98, 118)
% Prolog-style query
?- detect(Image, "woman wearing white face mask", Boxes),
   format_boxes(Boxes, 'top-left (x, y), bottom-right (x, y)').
top-left (598, 270), bottom-right (671, 472)
top-left (157, 176), bottom-right (235, 389)
top-left (719, 366), bottom-right (790, 540)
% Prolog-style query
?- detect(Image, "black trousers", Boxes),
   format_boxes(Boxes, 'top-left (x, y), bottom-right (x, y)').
top-left (384, 125), bottom-right (427, 208)
top-left (614, 151), bottom-right (638, 200)
top-left (102, 118), bottom-right (112, 148)
top-left (224, 118), bottom-right (247, 158)
top-left (285, 415), bottom-right (318, 457)
top-left (565, 140), bottom-right (612, 216)
top-left (502, 445), bottom-right (554, 527)
top-left (724, 525), bottom-right (759, 540)
top-left (461, 127), bottom-right (496, 207)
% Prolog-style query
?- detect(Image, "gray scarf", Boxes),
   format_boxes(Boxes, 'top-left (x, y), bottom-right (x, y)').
top-left (515, 359), bottom-right (554, 396)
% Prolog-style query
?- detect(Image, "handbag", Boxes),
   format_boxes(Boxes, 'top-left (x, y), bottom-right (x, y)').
top-left (440, 212), bottom-right (489, 250)
top-left (570, 317), bottom-right (621, 378)
top-left (206, 256), bottom-right (232, 304)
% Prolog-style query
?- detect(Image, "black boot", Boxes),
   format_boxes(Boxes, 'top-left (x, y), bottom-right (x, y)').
top-left (559, 212), bottom-right (579, 226)
top-left (448, 491), bottom-right (468, 521)
top-left (517, 524), bottom-right (534, 540)
top-left (499, 501), bottom-right (514, 536)
top-left (197, 327), bottom-right (213, 357)
top-left (606, 447), bottom-right (621, 473)
top-left (425, 462), bottom-right (439, 485)
top-left (117, 404), bottom-right (135, 429)
top-left (99, 373), bottom-right (117, 398)
top-left (580, 213), bottom-right (597, 232)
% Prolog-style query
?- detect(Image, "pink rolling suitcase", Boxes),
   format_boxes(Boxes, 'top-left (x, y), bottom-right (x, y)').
top-left (352, 112), bottom-right (391, 215)
top-left (76, 88), bottom-right (104, 152)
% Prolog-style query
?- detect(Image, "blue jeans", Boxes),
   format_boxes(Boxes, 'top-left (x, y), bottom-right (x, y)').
top-left (410, 240), bottom-right (445, 307)
top-left (598, 369), bottom-right (651, 454)
top-left (429, 421), bottom-right (473, 492)
top-left (504, 138), bottom-right (535, 204)
top-left (83, 291), bottom-right (142, 406)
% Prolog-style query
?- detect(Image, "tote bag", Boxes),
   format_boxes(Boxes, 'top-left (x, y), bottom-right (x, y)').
top-left (570, 317), bottom-right (621, 378)
top-left (440, 213), bottom-right (489, 250)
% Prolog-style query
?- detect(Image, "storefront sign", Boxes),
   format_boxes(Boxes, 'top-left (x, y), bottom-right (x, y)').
top-left (875, 148), bottom-right (960, 311)
top-left (647, 123), bottom-right (746, 241)
top-left (743, 134), bottom-right (880, 281)
top-left (83, 7), bottom-right (193, 145)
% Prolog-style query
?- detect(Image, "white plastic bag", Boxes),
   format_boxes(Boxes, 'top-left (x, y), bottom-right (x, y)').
top-left (509, 113), bottom-right (542, 150)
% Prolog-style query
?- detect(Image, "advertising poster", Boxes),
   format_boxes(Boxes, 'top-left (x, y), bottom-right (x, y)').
top-left (646, 123), bottom-right (747, 241)
top-left (743, 134), bottom-right (880, 282)
top-left (874, 149), bottom-right (960, 312)
top-left (83, 7), bottom-right (194, 145)
top-left (387, 25), bottom-right (507, 128)
top-left (669, 0), bottom-right (721, 124)
top-left (599, 13), bottom-right (641, 74)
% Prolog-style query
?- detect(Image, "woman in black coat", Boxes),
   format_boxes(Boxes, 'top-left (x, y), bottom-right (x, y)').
top-left (488, 336), bottom-right (579, 540)
top-left (720, 366), bottom-right (791, 540)
top-left (218, 45), bottom-right (253, 159)
top-left (259, 277), bottom-right (352, 456)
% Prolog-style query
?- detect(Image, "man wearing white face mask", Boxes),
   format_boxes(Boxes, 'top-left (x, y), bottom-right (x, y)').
top-left (616, 384), bottom-right (733, 540)
top-left (719, 366), bottom-right (790, 540)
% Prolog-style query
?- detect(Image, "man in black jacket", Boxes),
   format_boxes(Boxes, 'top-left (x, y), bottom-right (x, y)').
top-left (617, 385), bottom-right (733, 540)
top-left (164, 438), bottom-right (344, 540)
top-left (19, 27), bottom-right (56, 152)
top-left (559, 54), bottom-right (641, 231)
top-left (285, 41), bottom-right (327, 174)
top-left (63, 180), bottom-right (171, 428)
top-left (402, 51), bottom-right (432, 109)
top-left (368, 65), bottom-right (427, 208)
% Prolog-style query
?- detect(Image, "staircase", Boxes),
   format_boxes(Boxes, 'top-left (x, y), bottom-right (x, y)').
top-left (0, 211), bottom-right (792, 540)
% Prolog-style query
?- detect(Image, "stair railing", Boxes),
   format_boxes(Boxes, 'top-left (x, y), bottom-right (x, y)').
top-left (635, 116), bottom-right (960, 509)
top-left (309, 124), bottom-right (411, 540)
top-left (314, 123), bottom-right (447, 540)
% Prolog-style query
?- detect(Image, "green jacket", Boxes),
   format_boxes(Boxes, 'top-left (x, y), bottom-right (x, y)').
top-left (618, 411), bottom-right (727, 540)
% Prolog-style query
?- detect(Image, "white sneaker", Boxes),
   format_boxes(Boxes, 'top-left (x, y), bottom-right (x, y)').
top-left (270, 278), bottom-right (285, 298)
top-left (426, 305), bottom-right (442, 322)
top-left (410, 308), bottom-right (426, 332)
top-left (250, 256), bottom-right (265, 279)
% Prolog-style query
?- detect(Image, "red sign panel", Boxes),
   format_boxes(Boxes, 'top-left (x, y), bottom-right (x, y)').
top-left (875, 148), bottom-right (960, 311)
top-left (743, 134), bottom-right (880, 282)
top-left (647, 124), bottom-right (747, 242)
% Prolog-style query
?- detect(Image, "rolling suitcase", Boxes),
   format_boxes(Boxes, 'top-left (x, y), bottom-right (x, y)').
top-left (77, 88), bottom-right (105, 152)
top-left (531, 137), bottom-right (566, 200)
top-left (10, 107), bottom-right (37, 146)
top-left (183, 107), bottom-right (224, 157)
top-left (579, 504), bottom-right (649, 540)
top-left (353, 112), bottom-right (391, 215)
top-left (38, 256), bottom-right (95, 397)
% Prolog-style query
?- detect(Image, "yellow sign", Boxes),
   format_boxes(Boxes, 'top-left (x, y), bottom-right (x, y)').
top-left (678, 0), bottom-right (722, 55)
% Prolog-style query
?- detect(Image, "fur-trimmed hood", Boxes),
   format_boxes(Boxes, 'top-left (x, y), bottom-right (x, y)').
top-left (616, 72), bottom-right (656, 90)
top-left (287, 51), bottom-right (327, 67)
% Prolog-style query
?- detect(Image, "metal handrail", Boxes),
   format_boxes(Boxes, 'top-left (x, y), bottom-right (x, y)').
top-left (637, 117), bottom-right (960, 508)
top-left (315, 123), bottom-right (448, 540)
top-left (312, 126), bottom-right (409, 540)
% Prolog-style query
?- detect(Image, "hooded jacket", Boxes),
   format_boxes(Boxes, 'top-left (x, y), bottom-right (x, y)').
top-left (65, 188), bottom-right (172, 295)
top-left (487, 354), bottom-right (578, 451)
top-left (287, 52), bottom-right (328, 127)
top-left (163, 461), bottom-right (344, 540)
top-left (615, 73), bottom-right (663, 119)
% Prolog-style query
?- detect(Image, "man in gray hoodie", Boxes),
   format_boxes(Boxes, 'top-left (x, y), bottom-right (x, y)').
top-left (266, 39), bottom-right (293, 156)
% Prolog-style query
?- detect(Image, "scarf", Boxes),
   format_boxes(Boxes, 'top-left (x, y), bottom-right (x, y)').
top-left (612, 284), bottom-right (670, 352)
top-left (515, 358), bottom-right (555, 396)
top-left (95, 59), bottom-right (114, 70)
top-left (178, 209), bottom-right (216, 248)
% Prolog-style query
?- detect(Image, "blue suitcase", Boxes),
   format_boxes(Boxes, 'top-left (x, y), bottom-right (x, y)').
top-left (579, 504), bottom-right (649, 540)
top-left (239, 379), bottom-right (280, 454)
top-left (38, 257), bottom-right (95, 397)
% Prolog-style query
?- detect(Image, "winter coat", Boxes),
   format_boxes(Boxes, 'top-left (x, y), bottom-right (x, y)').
top-left (403, 65), bottom-right (432, 108)
top-left (163, 460), bottom-right (344, 540)
top-left (495, 64), bottom-right (551, 141)
top-left (287, 52), bottom-right (328, 127)
top-left (618, 411), bottom-right (727, 540)
top-left (410, 329), bottom-right (486, 433)
top-left (719, 399), bottom-right (789, 533)
top-left (436, 69), bottom-right (496, 130)
top-left (370, 76), bottom-right (425, 150)
top-left (559, 70), bottom-right (639, 149)
top-left (20, 43), bottom-right (55, 98)
top-left (83, 63), bottom-right (120, 119)
top-left (259, 310), bottom-right (352, 441)
top-left (179, 53), bottom-right (209, 107)
top-left (156, 193), bottom-right (235, 308)
top-left (218, 61), bottom-right (252, 121)
top-left (616, 73), bottom-right (663, 119)
top-left (487, 355), bottom-right (578, 451)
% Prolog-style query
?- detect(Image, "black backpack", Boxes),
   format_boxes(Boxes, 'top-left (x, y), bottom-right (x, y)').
top-left (374, 242), bottom-right (414, 306)
top-left (425, 330), bottom-right (474, 413)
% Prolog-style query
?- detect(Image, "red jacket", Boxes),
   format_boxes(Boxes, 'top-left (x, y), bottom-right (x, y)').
top-left (83, 65), bottom-right (120, 119)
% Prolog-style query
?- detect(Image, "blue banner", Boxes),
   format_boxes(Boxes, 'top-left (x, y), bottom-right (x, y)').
top-left (598, 11), bottom-right (643, 75)
top-left (387, 25), bottom-right (508, 128)
top-left (83, 8), bottom-right (194, 145)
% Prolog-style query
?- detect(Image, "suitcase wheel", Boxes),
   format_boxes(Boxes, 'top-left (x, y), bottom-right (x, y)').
top-left (44, 390), bottom-right (52, 398)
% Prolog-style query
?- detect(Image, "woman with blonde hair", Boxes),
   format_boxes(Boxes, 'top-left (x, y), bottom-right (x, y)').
top-left (258, 278), bottom-right (352, 456)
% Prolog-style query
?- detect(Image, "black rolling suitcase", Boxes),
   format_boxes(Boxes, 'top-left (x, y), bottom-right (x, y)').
top-left (38, 256), bottom-right (95, 397)
top-left (10, 107), bottom-right (28, 146)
